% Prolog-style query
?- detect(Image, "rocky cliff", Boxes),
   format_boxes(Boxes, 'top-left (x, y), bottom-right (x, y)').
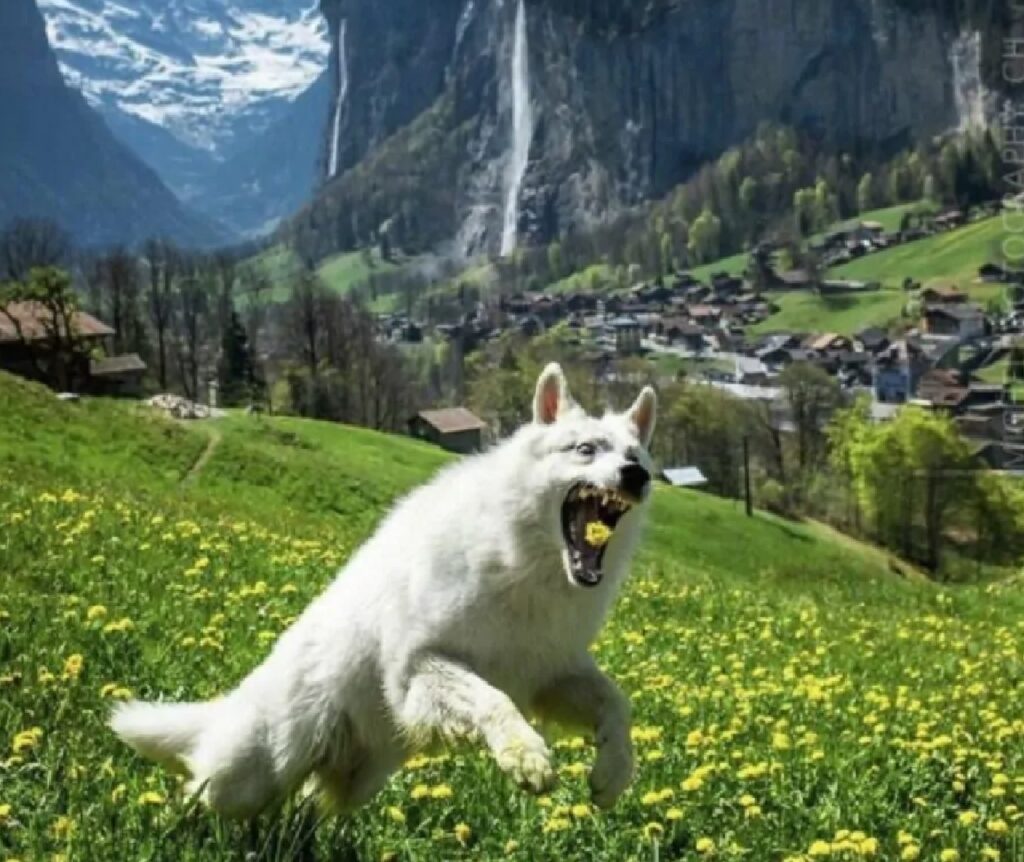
top-left (291, 0), bottom-right (996, 261)
top-left (0, 0), bottom-right (222, 247)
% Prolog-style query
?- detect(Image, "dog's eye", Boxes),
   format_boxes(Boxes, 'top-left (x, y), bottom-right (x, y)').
top-left (576, 442), bottom-right (597, 457)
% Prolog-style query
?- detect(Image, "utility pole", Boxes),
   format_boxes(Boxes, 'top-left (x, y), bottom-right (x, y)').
top-left (743, 435), bottom-right (753, 517)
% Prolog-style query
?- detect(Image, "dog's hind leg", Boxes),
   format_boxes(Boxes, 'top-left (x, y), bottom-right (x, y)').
top-left (533, 659), bottom-right (634, 809)
top-left (396, 655), bottom-right (556, 794)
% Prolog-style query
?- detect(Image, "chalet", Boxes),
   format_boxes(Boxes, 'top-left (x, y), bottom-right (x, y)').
top-left (710, 273), bottom-right (744, 298)
top-left (611, 316), bottom-right (643, 355)
top-left (408, 407), bottom-right (487, 454)
top-left (771, 269), bottom-right (815, 290)
top-left (807, 332), bottom-right (852, 354)
top-left (662, 466), bottom-right (708, 488)
top-left (920, 285), bottom-right (968, 305)
top-left (873, 339), bottom-right (931, 404)
top-left (89, 354), bottom-right (146, 397)
top-left (820, 279), bottom-right (880, 295)
top-left (934, 209), bottom-right (967, 231)
top-left (922, 304), bottom-right (986, 339)
top-left (0, 301), bottom-right (145, 394)
top-left (565, 292), bottom-right (598, 313)
top-left (688, 304), bottom-right (722, 326)
top-left (855, 326), bottom-right (890, 355)
top-left (978, 263), bottom-right (1023, 284)
top-left (660, 318), bottom-right (706, 351)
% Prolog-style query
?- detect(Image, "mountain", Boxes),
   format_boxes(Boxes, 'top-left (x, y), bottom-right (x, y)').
top-left (288, 0), bottom-right (999, 262)
top-left (37, 0), bottom-right (331, 237)
top-left (193, 73), bottom-right (331, 238)
top-left (0, 0), bottom-right (223, 248)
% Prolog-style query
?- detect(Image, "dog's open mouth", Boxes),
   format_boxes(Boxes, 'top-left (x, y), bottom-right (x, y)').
top-left (561, 483), bottom-right (632, 588)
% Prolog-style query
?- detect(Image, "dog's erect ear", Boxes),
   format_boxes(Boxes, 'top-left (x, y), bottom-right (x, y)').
top-left (626, 386), bottom-right (657, 447)
top-left (533, 363), bottom-right (576, 425)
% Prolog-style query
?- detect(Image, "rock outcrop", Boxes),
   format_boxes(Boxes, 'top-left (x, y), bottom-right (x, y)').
top-left (290, 0), bottom-right (994, 261)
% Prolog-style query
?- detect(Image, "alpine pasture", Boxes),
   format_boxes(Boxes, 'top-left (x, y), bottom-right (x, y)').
top-left (2, 371), bottom-right (1023, 861)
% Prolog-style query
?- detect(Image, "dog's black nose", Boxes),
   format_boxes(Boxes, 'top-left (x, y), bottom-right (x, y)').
top-left (620, 462), bottom-right (650, 498)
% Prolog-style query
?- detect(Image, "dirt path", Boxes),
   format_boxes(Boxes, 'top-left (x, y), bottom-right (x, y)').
top-left (182, 424), bottom-right (222, 485)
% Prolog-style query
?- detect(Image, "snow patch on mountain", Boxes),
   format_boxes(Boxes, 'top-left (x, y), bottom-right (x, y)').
top-left (38, 0), bottom-right (330, 154)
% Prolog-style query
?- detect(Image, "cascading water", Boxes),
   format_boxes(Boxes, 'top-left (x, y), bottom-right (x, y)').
top-left (327, 19), bottom-right (350, 179)
top-left (499, 0), bottom-right (533, 257)
top-left (950, 31), bottom-right (987, 133)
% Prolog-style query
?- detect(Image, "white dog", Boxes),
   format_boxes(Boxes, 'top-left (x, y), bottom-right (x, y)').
top-left (112, 364), bottom-right (657, 817)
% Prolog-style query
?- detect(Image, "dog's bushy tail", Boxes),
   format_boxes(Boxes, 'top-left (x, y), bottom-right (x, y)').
top-left (110, 699), bottom-right (218, 771)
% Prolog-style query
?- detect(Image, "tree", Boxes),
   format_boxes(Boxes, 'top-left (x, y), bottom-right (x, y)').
top-left (779, 362), bottom-right (841, 477)
top-left (142, 239), bottom-right (179, 391)
top-left (0, 219), bottom-right (71, 282)
top-left (217, 307), bottom-right (254, 406)
top-left (87, 247), bottom-right (145, 357)
top-left (687, 208), bottom-right (722, 264)
top-left (839, 407), bottom-right (974, 572)
top-left (0, 267), bottom-right (86, 390)
top-left (856, 173), bottom-right (875, 214)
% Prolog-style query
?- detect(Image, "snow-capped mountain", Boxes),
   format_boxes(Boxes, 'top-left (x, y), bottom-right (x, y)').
top-left (36, 0), bottom-right (332, 237)
top-left (38, 0), bottom-right (330, 155)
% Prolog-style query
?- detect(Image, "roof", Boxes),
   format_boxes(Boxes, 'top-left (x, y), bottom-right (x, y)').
top-left (413, 407), bottom-right (487, 435)
top-left (809, 332), bottom-right (847, 351)
top-left (90, 353), bottom-right (147, 377)
top-left (663, 467), bottom-right (708, 488)
top-left (924, 303), bottom-right (983, 321)
top-left (0, 302), bottom-right (114, 345)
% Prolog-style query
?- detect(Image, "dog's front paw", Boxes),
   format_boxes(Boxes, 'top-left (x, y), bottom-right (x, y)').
top-left (589, 742), bottom-right (634, 809)
top-left (495, 729), bottom-right (556, 795)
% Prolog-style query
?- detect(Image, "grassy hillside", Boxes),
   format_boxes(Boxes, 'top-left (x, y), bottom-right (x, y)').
top-left (2, 372), bottom-right (1023, 861)
top-left (753, 216), bottom-right (1007, 334)
top-left (245, 245), bottom-right (398, 302)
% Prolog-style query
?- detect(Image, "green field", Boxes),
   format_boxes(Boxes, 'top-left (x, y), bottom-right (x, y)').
top-left (3, 371), bottom-right (1024, 861)
top-left (245, 246), bottom-right (398, 303)
top-left (752, 217), bottom-right (1008, 335)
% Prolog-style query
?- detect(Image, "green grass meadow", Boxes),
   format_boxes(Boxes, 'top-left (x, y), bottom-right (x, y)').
top-left (2, 371), bottom-right (1024, 861)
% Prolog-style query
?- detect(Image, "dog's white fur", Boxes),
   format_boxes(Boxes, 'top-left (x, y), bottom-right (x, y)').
top-left (111, 364), bottom-right (657, 817)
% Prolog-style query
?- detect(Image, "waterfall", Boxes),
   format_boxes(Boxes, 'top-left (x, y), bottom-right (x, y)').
top-left (327, 19), bottom-right (349, 179)
top-left (950, 31), bottom-right (987, 133)
top-left (500, 0), bottom-right (533, 257)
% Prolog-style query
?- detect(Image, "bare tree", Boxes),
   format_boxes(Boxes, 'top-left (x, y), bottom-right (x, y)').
top-left (173, 255), bottom-right (209, 401)
top-left (142, 239), bottom-right (179, 390)
top-left (0, 219), bottom-right (72, 282)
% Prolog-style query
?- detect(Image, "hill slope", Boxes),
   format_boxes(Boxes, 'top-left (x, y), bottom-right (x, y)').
top-left (2, 371), bottom-right (1023, 860)
top-left (0, 0), bottom-right (222, 247)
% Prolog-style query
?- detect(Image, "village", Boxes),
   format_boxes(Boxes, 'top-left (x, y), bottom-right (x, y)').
top-left (377, 201), bottom-right (1024, 470)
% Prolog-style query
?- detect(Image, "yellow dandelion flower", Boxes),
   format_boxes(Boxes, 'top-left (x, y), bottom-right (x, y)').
top-left (695, 837), bottom-right (715, 854)
top-left (62, 654), bottom-right (83, 680)
top-left (585, 521), bottom-right (612, 547)
top-left (453, 822), bottom-right (471, 846)
top-left (137, 791), bottom-right (166, 806)
top-left (643, 822), bottom-right (664, 840)
top-left (504, 839), bottom-right (520, 854)
top-left (386, 806), bottom-right (405, 824)
top-left (986, 818), bottom-right (1009, 835)
top-left (939, 851), bottom-right (959, 862)
top-left (808, 840), bottom-right (831, 857)
top-left (430, 784), bottom-right (453, 800)
top-left (570, 804), bottom-right (591, 818)
top-left (900, 846), bottom-right (920, 861)
top-left (51, 816), bottom-right (74, 838)
top-left (410, 784), bottom-right (430, 800)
